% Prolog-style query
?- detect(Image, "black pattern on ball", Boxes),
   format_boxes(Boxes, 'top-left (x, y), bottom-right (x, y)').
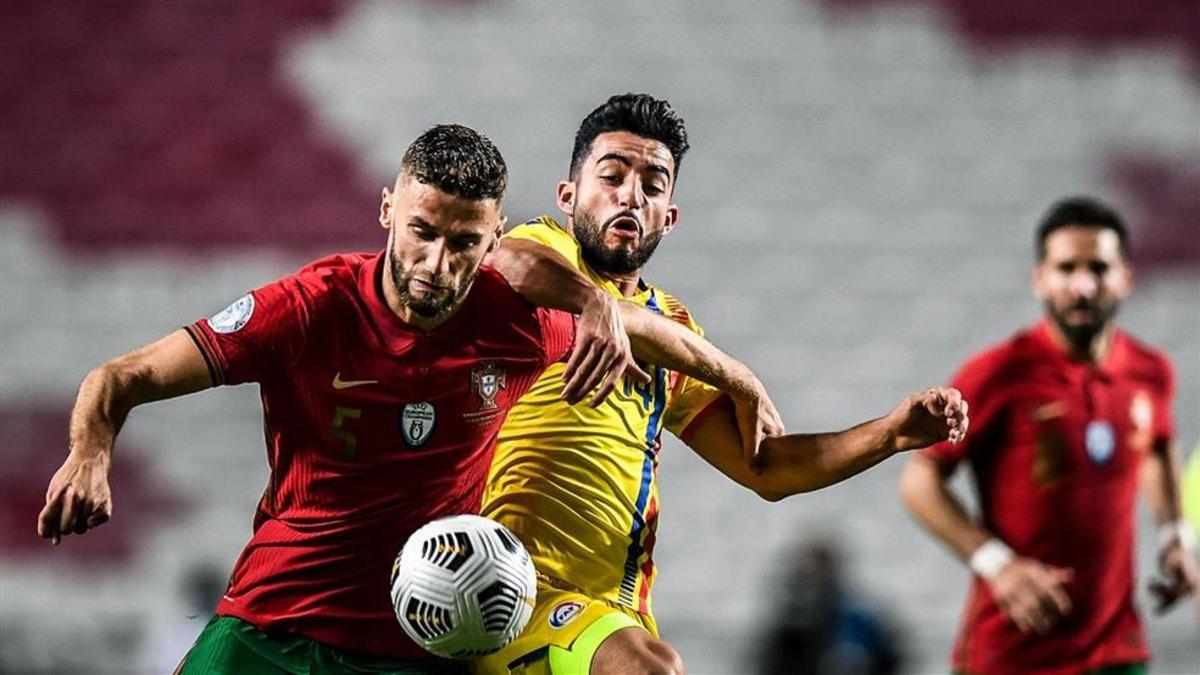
top-left (420, 531), bottom-right (474, 572)
top-left (404, 597), bottom-right (454, 641)
top-left (476, 580), bottom-right (521, 633)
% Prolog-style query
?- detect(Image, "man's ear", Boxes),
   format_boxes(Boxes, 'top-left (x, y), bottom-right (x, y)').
top-left (1031, 265), bottom-right (1046, 300)
top-left (379, 186), bottom-right (393, 230)
top-left (556, 180), bottom-right (576, 219)
top-left (488, 216), bottom-right (507, 254)
top-left (662, 203), bottom-right (680, 237)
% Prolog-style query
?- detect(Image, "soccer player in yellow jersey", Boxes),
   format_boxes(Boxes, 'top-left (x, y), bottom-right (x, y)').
top-left (478, 94), bottom-right (970, 675)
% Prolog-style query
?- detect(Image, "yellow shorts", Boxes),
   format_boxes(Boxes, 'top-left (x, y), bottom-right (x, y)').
top-left (471, 579), bottom-right (657, 675)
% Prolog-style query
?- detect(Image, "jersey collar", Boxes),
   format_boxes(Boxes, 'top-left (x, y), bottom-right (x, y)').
top-left (1033, 317), bottom-right (1128, 380)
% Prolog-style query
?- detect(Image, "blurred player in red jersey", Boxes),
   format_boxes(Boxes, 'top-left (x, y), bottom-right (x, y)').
top-left (901, 197), bottom-right (1199, 675)
top-left (34, 124), bottom-right (771, 675)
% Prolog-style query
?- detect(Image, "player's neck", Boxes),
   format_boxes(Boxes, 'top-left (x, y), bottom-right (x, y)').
top-left (381, 255), bottom-right (460, 332)
top-left (1045, 318), bottom-right (1115, 365)
top-left (603, 270), bottom-right (642, 298)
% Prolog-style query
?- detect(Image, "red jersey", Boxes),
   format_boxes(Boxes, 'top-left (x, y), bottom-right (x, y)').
top-left (185, 252), bottom-right (575, 659)
top-left (923, 319), bottom-right (1175, 674)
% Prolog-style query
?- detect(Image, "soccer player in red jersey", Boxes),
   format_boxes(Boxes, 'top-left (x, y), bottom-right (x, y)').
top-left (901, 197), bottom-right (1199, 675)
top-left (33, 124), bottom-right (772, 675)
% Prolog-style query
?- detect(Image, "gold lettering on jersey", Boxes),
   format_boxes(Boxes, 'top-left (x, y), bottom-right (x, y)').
top-left (471, 362), bottom-right (507, 411)
top-left (332, 372), bottom-right (379, 389)
top-left (1031, 400), bottom-right (1067, 422)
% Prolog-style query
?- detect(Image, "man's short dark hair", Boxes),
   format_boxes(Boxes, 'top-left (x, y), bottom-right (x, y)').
top-left (401, 124), bottom-right (507, 200)
top-left (1036, 196), bottom-right (1129, 260)
top-left (570, 93), bottom-right (690, 180)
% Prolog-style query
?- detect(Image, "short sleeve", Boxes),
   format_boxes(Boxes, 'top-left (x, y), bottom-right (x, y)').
top-left (921, 352), bottom-right (1006, 471)
top-left (664, 375), bottom-right (726, 441)
top-left (186, 276), bottom-right (309, 385)
top-left (537, 308), bottom-right (578, 366)
top-left (505, 217), bottom-right (584, 271)
top-left (1154, 357), bottom-right (1176, 444)
top-left (657, 295), bottom-right (727, 440)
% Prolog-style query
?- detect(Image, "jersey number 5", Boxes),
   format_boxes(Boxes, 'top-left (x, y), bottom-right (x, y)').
top-left (330, 406), bottom-right (362, 460)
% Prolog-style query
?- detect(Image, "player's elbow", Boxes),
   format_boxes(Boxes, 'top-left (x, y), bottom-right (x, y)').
top-left (754, 485), bottom-right (788, 502)
top-left (88, 354), bottom-right (154, 406)
top-left (746, 474), bottom-right (793, 502)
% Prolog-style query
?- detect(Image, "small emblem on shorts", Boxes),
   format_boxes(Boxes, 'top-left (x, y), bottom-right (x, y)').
top-left (208, 294), bottom-right (254, 334)
top-left (401, 402), bottom-right (436, 447)
top-left (548, 601), bottom-right (584, 629)
top-left (471, 362), bottom-right (507, 411)
top-left (1085, 419), bottom-right (1115, 464)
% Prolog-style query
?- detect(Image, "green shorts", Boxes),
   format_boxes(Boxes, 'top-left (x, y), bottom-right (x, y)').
top-left (175, 615), bottom-right (463, 675)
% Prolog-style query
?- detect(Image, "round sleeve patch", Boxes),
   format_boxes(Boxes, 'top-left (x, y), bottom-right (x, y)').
top-left (207, 294), bottom-right (255, 334)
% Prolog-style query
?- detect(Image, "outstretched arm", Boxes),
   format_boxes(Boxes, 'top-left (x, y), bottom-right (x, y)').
top-left (688, 387), bottom-right (967, 500)
top-left (37, 330), bottom-right (212, 544)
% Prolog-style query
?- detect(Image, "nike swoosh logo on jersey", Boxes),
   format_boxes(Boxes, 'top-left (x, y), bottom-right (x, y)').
top-left (332, 373), bottom-right (378, 389)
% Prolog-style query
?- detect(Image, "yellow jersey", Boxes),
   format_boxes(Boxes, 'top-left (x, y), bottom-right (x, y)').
top-left (482, 216), bottom-right (724, 618)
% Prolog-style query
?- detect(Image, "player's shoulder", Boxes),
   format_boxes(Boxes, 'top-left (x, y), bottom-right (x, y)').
top-left (506, 216), bottom-right (577, 250)
top-left (953, 327), bottom-right (1042, 389)
top-left (471, 265), bottom-right (569, 351)
top-left (648, 285), bottom-right (701, 332)
top-left (282, 251), bottom-right (376, 310)
top-left (508, 214), bottom-right (569, 237)
top-left (290, 251), bottom-right (369, 284)
top-left (1116, 329), bottom-right (1174, 385)
top-left (474, 264), bottom-right (521, 297)
top-left (471, 265), bottom-right (540, 318)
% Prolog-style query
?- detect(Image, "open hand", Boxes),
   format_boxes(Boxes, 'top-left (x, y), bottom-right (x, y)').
top-left (561, 293), bottom-right (651, 406)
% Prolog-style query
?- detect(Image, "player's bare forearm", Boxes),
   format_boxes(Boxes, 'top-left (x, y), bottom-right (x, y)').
top-left (39, 330), bottom-right (211, 544)
top-left (620, 303), bottom-right (749, 394)
top-left (752, 417), bottom-right (902, 496)
top-left (488, 238), bottom-right (607, 315)
top-left (70, 330), bottom-right (212, 458)
top-left (900, 454), bottom-right (991, 561)
top-left (685, 404), bottom-right (900, 500)
top-left (687, 388), bottom-right (966, 499)
top-left (1140, 438), bottom-right (1184, 525)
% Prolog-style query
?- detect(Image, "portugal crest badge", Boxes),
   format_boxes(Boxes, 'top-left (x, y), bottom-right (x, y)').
top-left (471, 362), bottom-right (507, 411)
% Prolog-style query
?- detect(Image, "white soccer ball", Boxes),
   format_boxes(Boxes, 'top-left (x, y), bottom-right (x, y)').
top-left (390, 515), bottom-right (537, 658)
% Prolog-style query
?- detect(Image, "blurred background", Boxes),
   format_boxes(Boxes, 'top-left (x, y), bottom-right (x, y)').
top-left (1, 0), bottom-right (1197, 672)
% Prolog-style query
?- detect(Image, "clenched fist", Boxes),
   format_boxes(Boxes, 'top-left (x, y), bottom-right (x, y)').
top-left (886, 387), bottom-right (970, 452)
